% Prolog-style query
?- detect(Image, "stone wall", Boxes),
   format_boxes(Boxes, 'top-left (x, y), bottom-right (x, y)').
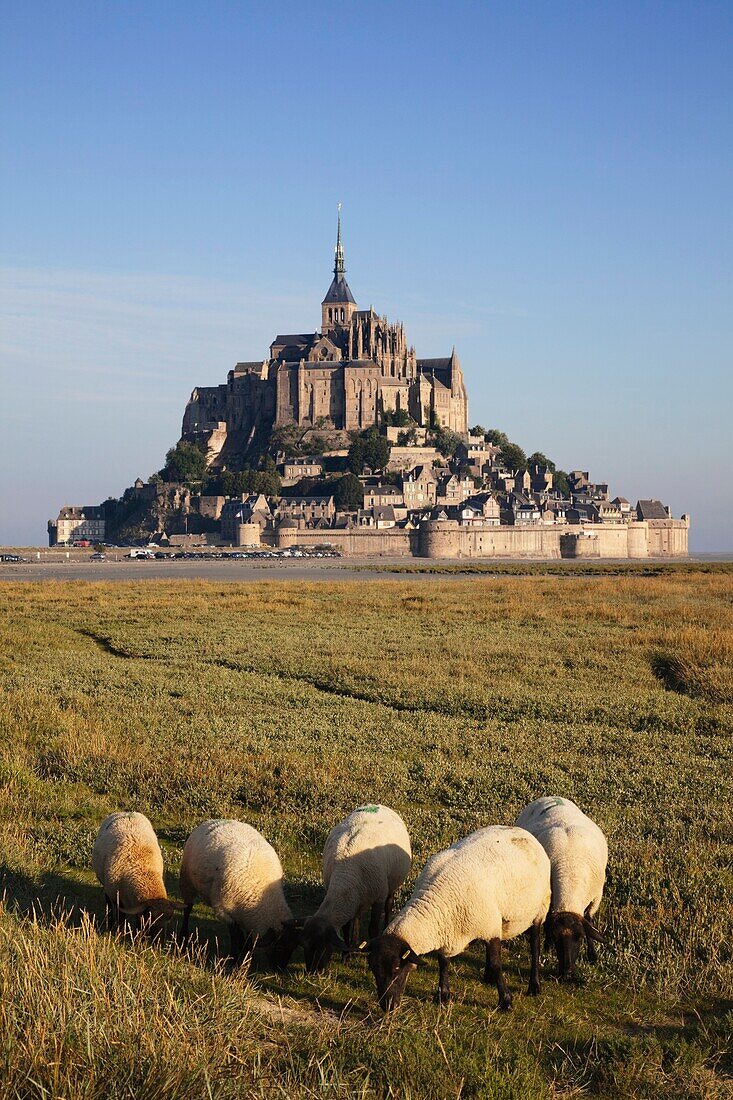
top-left (271, 526), bottom-right (415, 556)
top-left (416, 520), bottom-right (689, 559)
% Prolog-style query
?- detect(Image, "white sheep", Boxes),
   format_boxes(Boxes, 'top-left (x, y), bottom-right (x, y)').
top-left (92, 811), bottom-right (181, 934)
top-left (364, 825), bottom-right (551, 1011)
top-left (179, 819), bottom-right (299, 972)
top-left (300, 803), bottom-right (412, 973)
top-left (515, 796), bottom-right (608, 980)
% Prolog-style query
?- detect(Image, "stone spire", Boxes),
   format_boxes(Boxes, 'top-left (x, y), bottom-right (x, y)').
top-left (322, 204), bottom-right (356, 329)
top-left (334, 202), bottom-right (345, 278)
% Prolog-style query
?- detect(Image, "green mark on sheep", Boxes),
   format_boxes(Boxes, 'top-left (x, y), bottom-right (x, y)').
top-left (358, 804), bottom-right (380, 813)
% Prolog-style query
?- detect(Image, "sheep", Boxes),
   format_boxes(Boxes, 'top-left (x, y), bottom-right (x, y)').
top-left (92, 811), bottom-right (181, 936)
top-left (363, 825), bottom-right (551, 1012)
top-left (179, 819), bottom-right (300, 972)
top-left (514, 796), bottom-right (608, 981)
top-left (300, 804), bottom-right (411, 973)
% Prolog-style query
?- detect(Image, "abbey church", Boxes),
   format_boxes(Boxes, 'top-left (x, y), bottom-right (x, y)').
top-left (181, 214), bottom-right (468, 466)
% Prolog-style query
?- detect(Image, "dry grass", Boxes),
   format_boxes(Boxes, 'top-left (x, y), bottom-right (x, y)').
top-left (0, 575), bottom-right (731, 1098)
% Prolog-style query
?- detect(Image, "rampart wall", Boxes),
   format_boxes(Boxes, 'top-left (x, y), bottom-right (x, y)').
top-left (417, 520), bottom-right (689, 559)
top-left (266, 518), bottom-right (689, 559)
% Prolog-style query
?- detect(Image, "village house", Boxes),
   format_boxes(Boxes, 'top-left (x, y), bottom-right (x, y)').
top-left (280, 456), bottom-right (325, 484)
top-left (511, 494), bottom-right (542, 525)
top-left (436, 473), bottom-right (475, 507)
top-left (363, 483), bottom-right (405, 509)
top-left (276, 495), bottom-right (336, 524)
top-left (402, 465), bottom-right (438, 510)
top-left (457, 493), bottom-right (501, 526)
top-left (612, 496), bottom-right (632, 516)
top-left (48, 506), bottom-right (106, 546)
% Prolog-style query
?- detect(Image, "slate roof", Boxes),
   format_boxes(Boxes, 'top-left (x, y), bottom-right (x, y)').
top-left (322, 275), bottom-right (356, 305)
top-left (417, 357), bottom-right (452, 371)
top-left (636, 499), bottom-right (668, 520)
top-left (272, 334), bottom-right (314, 347)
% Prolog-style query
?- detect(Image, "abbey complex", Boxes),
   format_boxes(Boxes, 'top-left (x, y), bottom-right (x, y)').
top-left (48, 216), bottom-right (689, 559)
top-left (181, 210), bottom-right (467, 468)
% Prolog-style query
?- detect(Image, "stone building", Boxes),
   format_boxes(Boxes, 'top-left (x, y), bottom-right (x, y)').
top-left (181, 212), bottom-right (468, 468)
top-left (48, 506), bottom-right (106, 546)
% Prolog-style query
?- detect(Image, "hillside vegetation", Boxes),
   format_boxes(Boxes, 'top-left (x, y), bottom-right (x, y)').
top-left (0, 575), bottom-right (731, 1099)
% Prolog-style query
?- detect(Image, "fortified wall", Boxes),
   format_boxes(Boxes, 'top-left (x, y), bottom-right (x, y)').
top-left (417, 519), bottom-right (689, 559)
top-left (268, 518), bottom-right (689, 559)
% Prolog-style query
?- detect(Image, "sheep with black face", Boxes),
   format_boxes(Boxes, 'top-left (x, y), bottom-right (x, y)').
top-left (364, 825), bottom-right (551, 1012)
top-left (92, 811), bottom-right (182, 936)
top-left (179, 819), bottom-right (300, 972)
top-left (300, 804), bottom-right (411, 974)
top-left (515, 796), bottom-right (608, 981)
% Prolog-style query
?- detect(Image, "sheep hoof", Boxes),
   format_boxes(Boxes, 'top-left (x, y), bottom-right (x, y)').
top-left (433, 989), bottom-right (451, 1006)
top-left (499, 996), bottom-right (513, 1012)
top-left (527, 980), bottom-right (541, 996)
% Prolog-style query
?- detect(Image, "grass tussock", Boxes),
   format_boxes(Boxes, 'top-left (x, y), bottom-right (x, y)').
top-left (652, 628), bottom-right (733, 704)
top-left (0, 576), bottom-right (731, 1097)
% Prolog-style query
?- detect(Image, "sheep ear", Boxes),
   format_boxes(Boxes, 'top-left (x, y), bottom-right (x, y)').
top-left (583, 918), bottom-right (608, 945)
top-left (400, 948), bottom-right (421, 967)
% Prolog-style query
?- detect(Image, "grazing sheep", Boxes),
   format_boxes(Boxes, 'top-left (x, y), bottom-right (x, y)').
top-left (179, 819), bottom-right (299, 972)
top-left (300, 804), bottom-right (412, 973)
top-left (515, 796), bottom-right (608, 981)
top-left (92, 811), bottom-right (181, 935)
top-left (364, 825), bottom-right (551, 1012)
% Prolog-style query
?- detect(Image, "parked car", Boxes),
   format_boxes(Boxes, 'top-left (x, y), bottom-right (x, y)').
top-left (89, 552), bottom-right (106, 561)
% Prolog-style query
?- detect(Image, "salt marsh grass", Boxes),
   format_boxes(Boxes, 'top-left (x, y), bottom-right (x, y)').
top-left (0, 575), bottom-right (731, 1098)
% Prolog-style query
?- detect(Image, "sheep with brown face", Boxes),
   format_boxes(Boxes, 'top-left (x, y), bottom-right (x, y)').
top-left (92, 812), bottom-right (182, 937)
top-left (179, 819), bottom-right (300, 973)
top-left (515, 796), bottom-right (608, 981)
top-left (300, 804), bottom-right (411, 974)
top-left (364, 826), bottom-right (551, 1013)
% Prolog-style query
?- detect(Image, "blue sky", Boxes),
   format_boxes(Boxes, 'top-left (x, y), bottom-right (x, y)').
top-left (2, 1), bottom-right (731, 549)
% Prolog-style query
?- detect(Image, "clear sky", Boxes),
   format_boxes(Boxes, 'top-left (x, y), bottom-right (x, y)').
top-left (2, 1), bottom-right (731, 550)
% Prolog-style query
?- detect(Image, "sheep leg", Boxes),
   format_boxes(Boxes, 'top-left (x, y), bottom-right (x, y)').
top-left (527, 922), bottom-right (541, 995)
top-left (584, 903), bottom-right (599, 964)
top-left (226, 923), bottom-right (248, 972)
top-left (484, 938), bottom-right (512, 1011)
top-left (368, 901), bottom-right (383, 940)
top-left (384, 892), bottom-right (396, 927)
top-left (180, 904), bottom-right (193, 944)
top-left (434, 953), bottom-right (451, 1005)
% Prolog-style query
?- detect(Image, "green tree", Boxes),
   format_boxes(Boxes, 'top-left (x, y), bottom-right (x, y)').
top-left (334, 473), bottom-right (364, 511)
top-left (485, 429), bottom-right (509, 448)
top-left (431, 426), bottom-right (462, 459)
top-left (387, 408), bottom-right (411, 427)
top-left (469, 424), bottom-right (487, 437)
top-left (528, 451), bottom-right (556, 472)
top-left (499, 442), bottom-right (527, 472)
top-left (348, 428), bottom-right (391, 474)
top-left (161, 441), bottom-right (207, 484)
top-left (553, 469), bottom-right (570, 496)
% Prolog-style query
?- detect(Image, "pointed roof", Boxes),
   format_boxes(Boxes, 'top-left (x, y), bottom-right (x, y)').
top-left (322, 205), bottom-right (356, 306)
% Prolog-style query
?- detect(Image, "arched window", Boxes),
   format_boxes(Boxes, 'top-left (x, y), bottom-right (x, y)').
top-left (340, 308), bottom-right (345, 322)
top-left (329, 308), bottom-right (333, 321)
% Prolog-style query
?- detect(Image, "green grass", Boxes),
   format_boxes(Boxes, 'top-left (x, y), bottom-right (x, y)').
top-left (0, 575), bottom-right (732, 1098)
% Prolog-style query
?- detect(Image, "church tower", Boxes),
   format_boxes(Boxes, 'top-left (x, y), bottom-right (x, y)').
top-left (322, 205), bottom-right (357, 331)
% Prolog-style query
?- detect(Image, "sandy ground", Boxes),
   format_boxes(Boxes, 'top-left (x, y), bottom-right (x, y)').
top-left (0, 557), bottom-right (451, 583)
top-left (0, 553), bottom-right (725, 583)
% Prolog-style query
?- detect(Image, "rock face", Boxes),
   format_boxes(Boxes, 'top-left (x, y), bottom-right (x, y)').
top-left (179, 221), bottom-right (468, 469)
top-left (103, 483), bottom-right (219, 543)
